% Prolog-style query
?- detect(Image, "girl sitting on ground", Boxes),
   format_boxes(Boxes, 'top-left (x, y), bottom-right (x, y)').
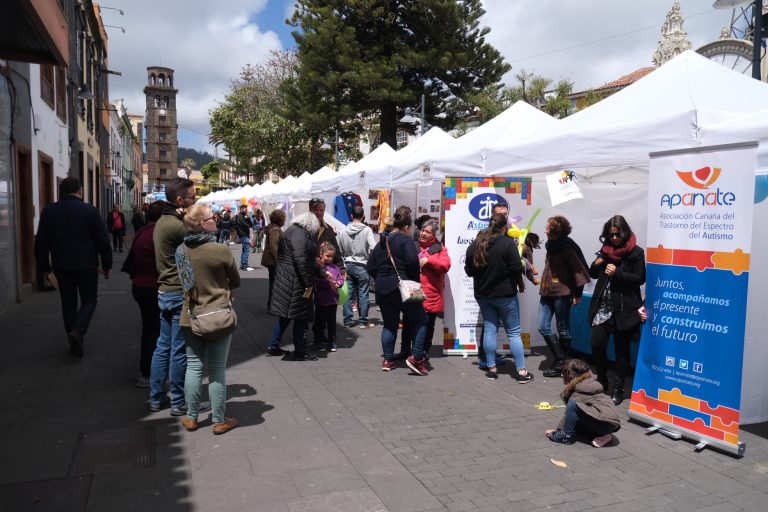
top-left (546, 359), bottom-right (621, 447)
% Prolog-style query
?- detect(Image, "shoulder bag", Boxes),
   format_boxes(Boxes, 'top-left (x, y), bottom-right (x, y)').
top-left (179, 244), bottom-right (238, 337)
top-left (385, 236), bottom-right (426, 303)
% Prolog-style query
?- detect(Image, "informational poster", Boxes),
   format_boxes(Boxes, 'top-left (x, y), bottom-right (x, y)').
top-left (629, 143), bottom-right (756, 457)
top-left (546, 170), bottom-right (583, 206)
top-left (442, 177), bottom-right (535, 355)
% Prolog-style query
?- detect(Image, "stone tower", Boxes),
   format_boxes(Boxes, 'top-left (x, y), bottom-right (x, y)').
top-left (143, 66), bottom-right (178, 191)
top-left (653, 2), bottom-right (692, 67)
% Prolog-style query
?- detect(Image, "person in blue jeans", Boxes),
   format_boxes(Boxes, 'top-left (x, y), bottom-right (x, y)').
top-left (233, 205), bottom-right (253, 271)
top-left (367, 207), bottom-right (429, 376)
top-left (148, 178), bottom-right (209, 416)
top-left (546, 359), bottom-right (620, 447)
top-left (465, 212), bottom-right (533, 383)
top-left (337, 206), bottom-right (376, 328)
top-left (537, 216), bottom-right (590, 378)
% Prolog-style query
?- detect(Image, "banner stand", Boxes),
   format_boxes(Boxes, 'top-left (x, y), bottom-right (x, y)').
top-left (629, 142), bottom-right (756, 459)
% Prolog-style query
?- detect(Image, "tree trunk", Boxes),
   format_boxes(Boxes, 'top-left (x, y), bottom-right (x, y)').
top-left (379, 101), bottom-right (397, 150)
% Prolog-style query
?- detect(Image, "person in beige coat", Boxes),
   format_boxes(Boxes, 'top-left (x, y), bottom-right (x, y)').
top-left (176, 203), bottom-right (241, 435)
top-left (261, 209), bottom-right (286, 308)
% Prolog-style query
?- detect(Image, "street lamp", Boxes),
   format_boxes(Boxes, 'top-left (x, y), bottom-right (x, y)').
top-left (713, 0), bottom-right (764, 80)
top-left (400, 93), bottom-right (426, 135)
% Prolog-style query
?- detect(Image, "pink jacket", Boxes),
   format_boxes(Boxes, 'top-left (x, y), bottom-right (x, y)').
top-left (418, 240), bottom-right (451, 313)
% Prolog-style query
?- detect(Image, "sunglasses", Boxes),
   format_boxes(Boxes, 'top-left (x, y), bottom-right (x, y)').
top-left (609, 233), bottom-right (623, 239)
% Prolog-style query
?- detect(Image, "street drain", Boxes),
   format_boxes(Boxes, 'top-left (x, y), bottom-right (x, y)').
top-left (69, 427), bottom-right (156, 476)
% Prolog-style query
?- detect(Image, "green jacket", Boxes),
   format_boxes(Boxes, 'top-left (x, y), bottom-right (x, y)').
top-left (154, 214), bottom-right (187, 292)
top-left (180, 241), bottom-right (241, 328)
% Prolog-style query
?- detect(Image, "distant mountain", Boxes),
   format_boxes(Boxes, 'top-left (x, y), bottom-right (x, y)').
top-left (178, 147), bottom-right (214, 168)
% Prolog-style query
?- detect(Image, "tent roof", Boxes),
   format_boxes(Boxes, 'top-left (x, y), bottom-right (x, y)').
top-left (367, 127), bottom-right (455, 187)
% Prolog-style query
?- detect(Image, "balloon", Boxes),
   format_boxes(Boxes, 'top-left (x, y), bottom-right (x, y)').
top-left (755, 175), bottom-right (768, 204)
top-left (240, 197), bottom-right (248, 205)
top-left (212, 204), bottom-right (222, 213)
top-left (338, 282), bottom-right (350, 305)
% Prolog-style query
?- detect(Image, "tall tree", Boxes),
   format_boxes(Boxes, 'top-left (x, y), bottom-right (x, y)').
top-left (209, 50), bottom-right (331, 180)
top-left (285, 0), bottom-right (510, 148)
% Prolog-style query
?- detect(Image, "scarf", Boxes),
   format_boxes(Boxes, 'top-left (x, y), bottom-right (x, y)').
top-left (175, 232), bottom-right (216, 293)
top-left (419, 238), bottom-right (443, 255)
top-left (162, 201), bottom-right (185, 218)
top-left (545, 236), bottom-right (589, 269)
top-left (600, 233), bottom-right (637, 263)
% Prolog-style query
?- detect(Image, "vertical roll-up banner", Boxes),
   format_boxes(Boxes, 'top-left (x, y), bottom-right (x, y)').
top-left (629, 142), bottom-right (757, 457)
top-left (442, 177), bottom-right (534, 355)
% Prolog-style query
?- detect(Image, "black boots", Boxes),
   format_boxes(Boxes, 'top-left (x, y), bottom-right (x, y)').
top-left (611, 379), bottom-right (625, 406)
top-left (542, 334), bottom-right (566, 377)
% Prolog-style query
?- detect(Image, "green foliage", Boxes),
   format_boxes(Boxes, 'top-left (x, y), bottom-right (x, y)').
top-left (209, 50), bottom-right (331, 180)
top-left (504, 69), bottom-right (574, 119)
top-left (200, 161), bottom-right (224, 182)
top-left (177, 147), bottom-right (214, 168)
top-left (285, 0), bottom-right (510, 148)
top-left (581, 88), bottom-right (613, 110)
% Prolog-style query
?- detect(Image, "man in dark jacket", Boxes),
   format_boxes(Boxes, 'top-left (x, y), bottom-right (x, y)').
top-left (234, 205), bottom-right (253, 271)
top-left (35, 177), bottom-right (112, 357)
top-left (267, 212), bottom-right (320, 361)
top-left (107, 204), bottom-right (127, 252)
top-left (309, 198), bottom-right (345, 272)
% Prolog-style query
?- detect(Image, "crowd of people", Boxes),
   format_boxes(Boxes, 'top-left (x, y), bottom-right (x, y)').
top-left (35, 177), bottom-right (646, 446)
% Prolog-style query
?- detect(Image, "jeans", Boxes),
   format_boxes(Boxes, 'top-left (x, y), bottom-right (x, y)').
top-left (239, 236), bottom-right (250, 268)
top-left (380, 301), bottom-right (427, 360)
top-left (563, 400), bottom-right (618, 437)
top-left (150, 291), bottom-right (186, 408)
top-left (342, 264), bottom-right (370, 326)
top-left (477, 296), bottom-right (526, 370)
top-left (538, 296), bottom-right (572, 338)
top-left (269, 317), bottom-right (309, 354)
top-left (218, 230), bottom-right (230, 244)
top-left (132, 285), bottom-right (160, 378)
top-left (401, 311), bottom-right (440, 356)
top-left (184, 329), bottom-right (232, 424)
top-left (55, 268), bottom-right (99, 335)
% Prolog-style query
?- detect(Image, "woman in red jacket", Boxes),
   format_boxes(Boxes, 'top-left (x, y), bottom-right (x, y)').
top-left (417, 220), bottom-right (451, 356)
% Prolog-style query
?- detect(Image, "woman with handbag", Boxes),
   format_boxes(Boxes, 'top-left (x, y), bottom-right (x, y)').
top-left (588, 215), bottom-right (646, 405)
top-left (176, 203), bottom-right (241, 435)
top-left (465, 212), bottom-right (533, 383)
top-left (367, 207), bottom-right (430, 375)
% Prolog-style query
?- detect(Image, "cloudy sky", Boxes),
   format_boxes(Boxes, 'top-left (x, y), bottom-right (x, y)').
top-left (103, 0), bottom-right (735, 154)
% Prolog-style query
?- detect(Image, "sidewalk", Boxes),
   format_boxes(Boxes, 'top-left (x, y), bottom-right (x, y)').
top-left (0, 247), bottom-right (767, 512)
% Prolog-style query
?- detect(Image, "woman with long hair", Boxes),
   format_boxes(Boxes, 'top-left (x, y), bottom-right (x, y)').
top-left (538, 216), bottom-right (590, 378)
top-left (367, 207), bottom-right (430, 375)
top-left (261, 208), bottom-right (287, 309)
top-left (465, 212), bottom-right (532, 382)
top-left (588, 215), bottom-right (646, 405)
top-left (176, 203), bottom-right (241, 435)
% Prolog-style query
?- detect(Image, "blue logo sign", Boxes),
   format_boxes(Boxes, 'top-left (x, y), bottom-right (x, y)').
top-left (468, 194), bottom-right (507, 221)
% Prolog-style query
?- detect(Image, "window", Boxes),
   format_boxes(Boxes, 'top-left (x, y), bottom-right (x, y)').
top-left (159, 115), bottom-right (166, 124)
top-left (154, 96), bottom-right (160, 107)
top-left (160, 150), bottom-right (169, 159)
top-left (40, 64), bottom-right (54, 108)
top-left (158, 74), bottom-right (165, 86)
top-left (150, 73), bottom-right (156, 85)
top-left (162, 96), bottom-right (169, 108)
top-left (396, 129), bottom-right (408, 148)
top-left (55, 67), bottom-right (66, 121)
top-left (159, 132), bottom-right (166, 142)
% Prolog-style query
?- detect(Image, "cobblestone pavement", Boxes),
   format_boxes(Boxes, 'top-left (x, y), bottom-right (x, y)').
top-left (0, 248), bottom-right (766, 512)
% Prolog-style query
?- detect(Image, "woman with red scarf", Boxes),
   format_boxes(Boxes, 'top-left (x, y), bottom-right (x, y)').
top-left (587, 215), bottom-right (646, 406)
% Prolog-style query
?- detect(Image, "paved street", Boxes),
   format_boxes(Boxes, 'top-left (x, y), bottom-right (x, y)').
top-left (1, 247), bottom-right (767, 512)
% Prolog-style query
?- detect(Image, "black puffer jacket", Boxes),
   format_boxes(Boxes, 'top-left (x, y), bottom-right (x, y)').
top-left (269, 223), bottom-right (316, 321)
top-left (587, 246), bottom-right (645, 330)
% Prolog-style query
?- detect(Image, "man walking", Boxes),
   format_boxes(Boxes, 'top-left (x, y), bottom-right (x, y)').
top-left (149, 178), bottom-right (207, 416)
top-left (234, 204), bottom-right (254, 271)
top-left (337, 206), bottom-right (375, 328)
top-left (35, 177), bottom-right (112, 357)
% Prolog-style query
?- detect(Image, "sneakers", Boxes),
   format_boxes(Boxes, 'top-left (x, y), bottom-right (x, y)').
top-left (513, 369), bottom-right (534, 384)
top-left (328, 342), bottom-right (338, 352)
top-left (547, 429), bottom-right (574, 444)
top-left (291, 352), bottom-right (319, 361)
top-left (592, 433), bottom-right (613, 448)
top-left (213, 417), bottom-right (239, 435)
top-left (67, 328), bottom-right (84, 357)
top-left (358, 323), bottom-right (375, 329)
top-left (485, 369), bottom-right (498, 380)
top-left (181, 417), bottom-right (199, 432)
top-left (382, 359), bottom-right (398, 372)
top-left (171, 401), bottom-right (211, 417)
top-left (406, 355), bottom-right (429, 376)
top-left (148, 399), bottom-right (170, 412)
top-left (240, 266), bottom-right (255, 271)
top-left (266, 347), bottom-right (289, 356)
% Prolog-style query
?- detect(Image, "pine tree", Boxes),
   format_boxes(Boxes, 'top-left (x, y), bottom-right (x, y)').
top-left (285, 0), bottom-right (510, 148)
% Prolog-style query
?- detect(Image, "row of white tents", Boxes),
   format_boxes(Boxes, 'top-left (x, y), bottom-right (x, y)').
top-left (199, 51), bottom-right (768, 423)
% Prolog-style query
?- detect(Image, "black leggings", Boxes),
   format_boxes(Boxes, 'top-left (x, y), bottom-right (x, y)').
top-left (313, 304), bottom-right (338, 344)
top-left (591, 320), bottom-right (640, 385)
top-left (132, 285), bottom-right (160, 378)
